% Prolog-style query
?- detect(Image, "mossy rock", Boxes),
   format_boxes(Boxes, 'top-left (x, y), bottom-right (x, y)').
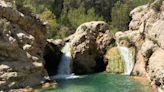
top-left (105, 47), bottom-right (124, 73)
top-left (105, 46), bottom-right (135, 74)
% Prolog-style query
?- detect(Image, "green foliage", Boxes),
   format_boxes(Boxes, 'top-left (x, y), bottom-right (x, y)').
top-left (106, 39), bottom-right (116, 51)
top-left (120, 36), bottom-right (130, 42)
top-left (67, 7), bottom-right (104, 30)
top-left (15, 0), bottom-right (155, 39)
top-left (133, 0), bottom-right (154, 7)
top-left (110, 25), bottom-right (120, 35)
top-left (39, 9), bottom-right (58, 38)
top-left (57, 7), bottom-right (104, 38)
top-left (111, 1), bottom-right (130, 31)
top-left (51, 0), bottom-right (64, 18)
top-left (110, 0), bottom-right (153, 34)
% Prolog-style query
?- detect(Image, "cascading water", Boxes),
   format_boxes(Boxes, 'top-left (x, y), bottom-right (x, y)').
top-left (57, 43), bottom-right (72, 75)
top-left (51, 42), bottom-right (85, 80)
top-left (117, 45), bottom-right (134, 75)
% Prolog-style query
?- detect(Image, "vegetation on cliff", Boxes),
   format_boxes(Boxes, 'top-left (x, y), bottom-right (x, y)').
top-left (15, 0), bottom-right (154, 39)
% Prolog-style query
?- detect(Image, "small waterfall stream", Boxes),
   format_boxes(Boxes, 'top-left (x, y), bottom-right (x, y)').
top-left (57, 43), bottom-right (72, 74)
top-left (51, 42), bottom-right (85, 80)
top-left (117, 46), bottom-right (134, 75)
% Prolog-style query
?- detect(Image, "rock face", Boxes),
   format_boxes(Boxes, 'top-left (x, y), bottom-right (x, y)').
top-left (148, 48), bottom-right (164, 90)
top-left (132, 51), bottom-right (147, 77)
top-left (119, 0), bottom-right (164, 91)
top-left (43, 39), bottom-right (63, 76)
top-left (67, 21), bottom-right (113, 74)
top-left (0, 0), bottom-right (48, 90)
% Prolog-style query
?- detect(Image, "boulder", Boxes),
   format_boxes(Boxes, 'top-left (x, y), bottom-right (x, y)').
top-left (67, 21), bottom-right (113, 74)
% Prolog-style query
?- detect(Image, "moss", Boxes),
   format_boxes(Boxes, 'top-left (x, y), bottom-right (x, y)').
top-left (1, 19), bottom-right (10, 33)
top-left (120, 36), bottom-right (130, 42)
top-left (129, 47), bottom-right (136, 64)
top-left (105, 46), bottom-right (136, 74)
top-left (105, 39), bottom-right (116, 51)
top-left (105, 47), bottom-right (124, 73)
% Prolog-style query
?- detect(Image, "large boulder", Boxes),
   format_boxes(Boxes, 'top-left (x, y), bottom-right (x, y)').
top-left (0, 1), bottom-right (48, 90)
top-left (67, 21), bottom-right (113, 74)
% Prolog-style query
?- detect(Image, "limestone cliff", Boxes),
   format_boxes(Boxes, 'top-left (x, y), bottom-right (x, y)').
top-left (115, 0), bottom-right (164, 91)
top-left (0, 0), bottom-right (48, 90)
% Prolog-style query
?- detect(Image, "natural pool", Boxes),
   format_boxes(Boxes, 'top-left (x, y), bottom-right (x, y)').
top-left (38, 72), bottom-right (153, 92)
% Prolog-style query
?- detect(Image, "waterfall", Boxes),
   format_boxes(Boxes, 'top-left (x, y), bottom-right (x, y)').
top-left (51, 42), bottom-right (85, 80)
top-left (117, 46), bottom-right (134, 75)
top-left (57, 43), bottom-right (72, 74)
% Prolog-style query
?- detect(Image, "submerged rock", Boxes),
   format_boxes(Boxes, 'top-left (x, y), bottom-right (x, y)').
top-left (67, 21), bottom-right (113, 74)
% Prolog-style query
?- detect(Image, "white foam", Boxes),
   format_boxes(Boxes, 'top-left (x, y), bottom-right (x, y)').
top-left (51, 73), bottom-right (86, 80)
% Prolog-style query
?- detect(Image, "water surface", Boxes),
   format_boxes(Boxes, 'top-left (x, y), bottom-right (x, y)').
top-left (39, 72), bottom-right (153, 92)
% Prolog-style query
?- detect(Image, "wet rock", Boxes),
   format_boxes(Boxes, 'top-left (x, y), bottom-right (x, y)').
top-left (43, 39), bottom-right (63, 76)
top-left (104, 47), bottom-right (124, 73)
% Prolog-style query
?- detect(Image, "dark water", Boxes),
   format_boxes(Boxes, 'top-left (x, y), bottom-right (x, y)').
top-left (39, 72), bottom-right (153, 92)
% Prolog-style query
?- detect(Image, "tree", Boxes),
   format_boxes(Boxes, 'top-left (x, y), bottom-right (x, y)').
top-left (67, 7), bottom-right (104, 30)
top-left (111, 1), bottom-right (130, 31)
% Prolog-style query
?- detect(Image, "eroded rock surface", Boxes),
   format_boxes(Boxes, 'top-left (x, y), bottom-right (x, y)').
top-left (148, 48), bottom-right (164, 90)
top-left (67, 21), bottom-right (113, 74)
top-left (0, 0), bottom-right (48, 90)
